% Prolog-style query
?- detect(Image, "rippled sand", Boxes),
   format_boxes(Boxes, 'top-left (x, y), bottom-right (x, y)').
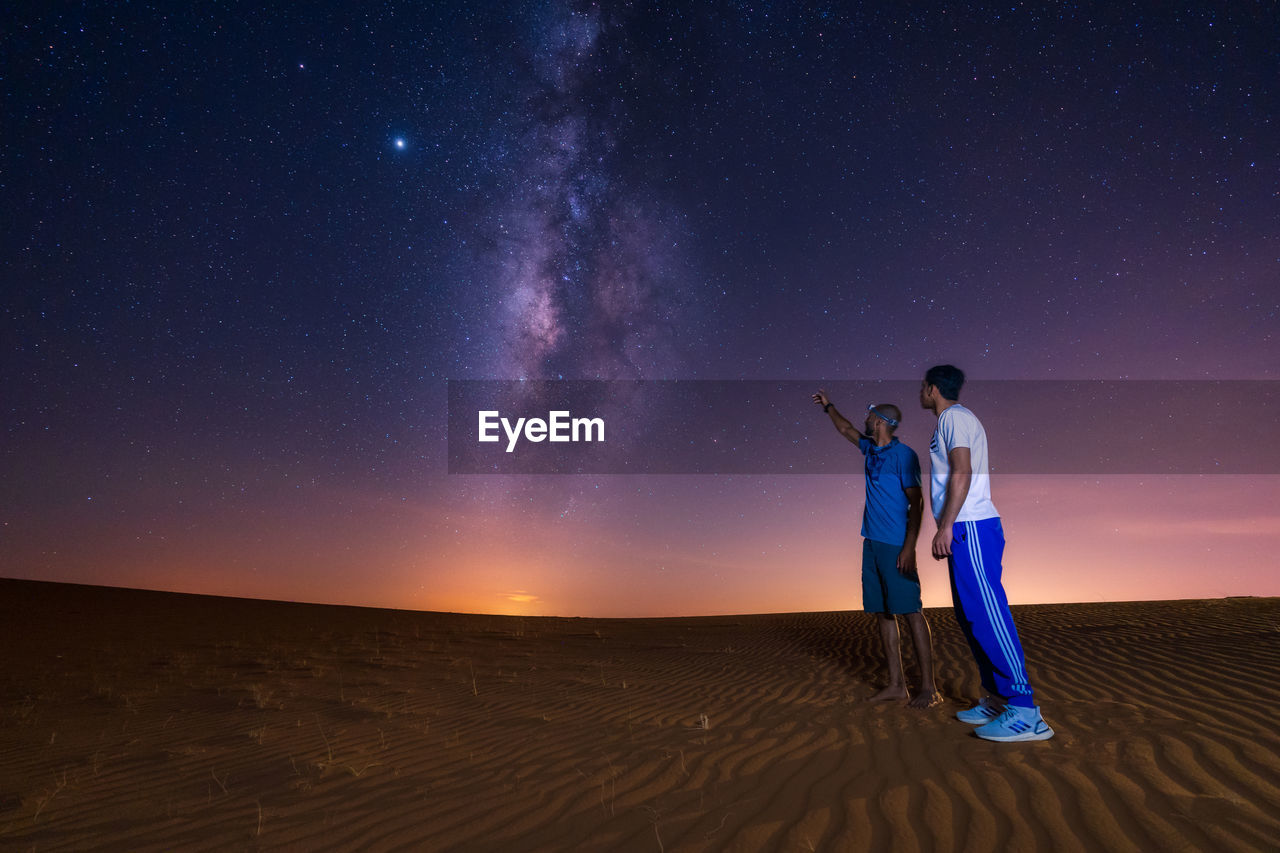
top-left (1, 580), bottom-right (1277, 850)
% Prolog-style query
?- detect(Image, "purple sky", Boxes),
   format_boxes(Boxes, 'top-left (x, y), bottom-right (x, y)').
top-left (3, 1), bottom-right (1277, 614)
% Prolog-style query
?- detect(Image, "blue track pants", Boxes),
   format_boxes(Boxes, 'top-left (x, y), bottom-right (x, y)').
top-left (947, 517), bottom-right (1035, 708)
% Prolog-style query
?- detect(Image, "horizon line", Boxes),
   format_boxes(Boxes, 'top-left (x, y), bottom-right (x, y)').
top-left (2, 576), bottom-right (1272, 622)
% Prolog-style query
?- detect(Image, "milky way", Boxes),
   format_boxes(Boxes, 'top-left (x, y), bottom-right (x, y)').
top-left (480, 2), bottom-right (698, 382)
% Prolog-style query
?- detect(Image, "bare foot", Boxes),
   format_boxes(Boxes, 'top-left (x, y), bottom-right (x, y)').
top-left (868, 685), bottom-right (909, 703)
top-left (908, 689), bottom-right (943, 709)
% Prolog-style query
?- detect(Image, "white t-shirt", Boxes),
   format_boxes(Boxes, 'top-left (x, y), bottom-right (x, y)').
top-left (929, 404), bottom-right (999, 522)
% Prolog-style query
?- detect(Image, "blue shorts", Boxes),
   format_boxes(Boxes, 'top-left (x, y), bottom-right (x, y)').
top-left (862, 538), bottom-right (922, 615)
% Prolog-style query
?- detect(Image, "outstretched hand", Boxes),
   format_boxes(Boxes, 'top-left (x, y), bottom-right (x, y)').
top-left (812, 389), bottom-right (830, 408)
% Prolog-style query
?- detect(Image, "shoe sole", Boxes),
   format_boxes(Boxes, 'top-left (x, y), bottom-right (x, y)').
top-left (975, 726), bottom-right (1055, 742)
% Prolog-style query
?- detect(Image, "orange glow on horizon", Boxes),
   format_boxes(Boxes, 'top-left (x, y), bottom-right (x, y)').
top-left (5, 476), bottom-right (1276, 619)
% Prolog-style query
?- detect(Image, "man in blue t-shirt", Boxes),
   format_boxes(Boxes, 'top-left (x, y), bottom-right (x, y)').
top-left (814, 390), bottom-right (940, 708)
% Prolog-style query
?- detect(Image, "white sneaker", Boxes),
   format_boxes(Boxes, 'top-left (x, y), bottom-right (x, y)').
top-left (974, 705), bottom-right (1055, 742)
top-left (956, 696), bottom-right (1005, 725)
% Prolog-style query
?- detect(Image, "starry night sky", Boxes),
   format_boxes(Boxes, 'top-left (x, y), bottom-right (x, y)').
top-left (4, 1), bottom-right (1277, 616)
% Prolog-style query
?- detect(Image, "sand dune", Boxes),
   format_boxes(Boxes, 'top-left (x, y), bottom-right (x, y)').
top-left (1, 580), bottom-right (1277, 851)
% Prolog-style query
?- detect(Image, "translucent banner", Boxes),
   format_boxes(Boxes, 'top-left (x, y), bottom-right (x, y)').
top-left (447, 380), bottom-right (1277, 474)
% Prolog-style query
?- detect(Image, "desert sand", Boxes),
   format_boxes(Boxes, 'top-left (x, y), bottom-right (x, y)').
top-left (1, 579), bottom-right (1277, 851)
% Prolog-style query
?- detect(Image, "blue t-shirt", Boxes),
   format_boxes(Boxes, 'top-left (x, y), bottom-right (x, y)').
top-left (858, 437), bottom-right (922, 546)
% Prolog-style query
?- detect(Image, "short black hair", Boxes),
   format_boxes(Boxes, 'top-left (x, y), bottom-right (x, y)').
top-left (924, 364), bottom-right (965, 401)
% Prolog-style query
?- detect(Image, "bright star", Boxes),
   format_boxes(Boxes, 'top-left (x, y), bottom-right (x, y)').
top-left (394, 138), bottom-right (406, 150)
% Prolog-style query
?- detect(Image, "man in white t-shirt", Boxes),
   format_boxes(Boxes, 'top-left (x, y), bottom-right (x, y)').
top-left (921, 364), bottom-right (1054, 742)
